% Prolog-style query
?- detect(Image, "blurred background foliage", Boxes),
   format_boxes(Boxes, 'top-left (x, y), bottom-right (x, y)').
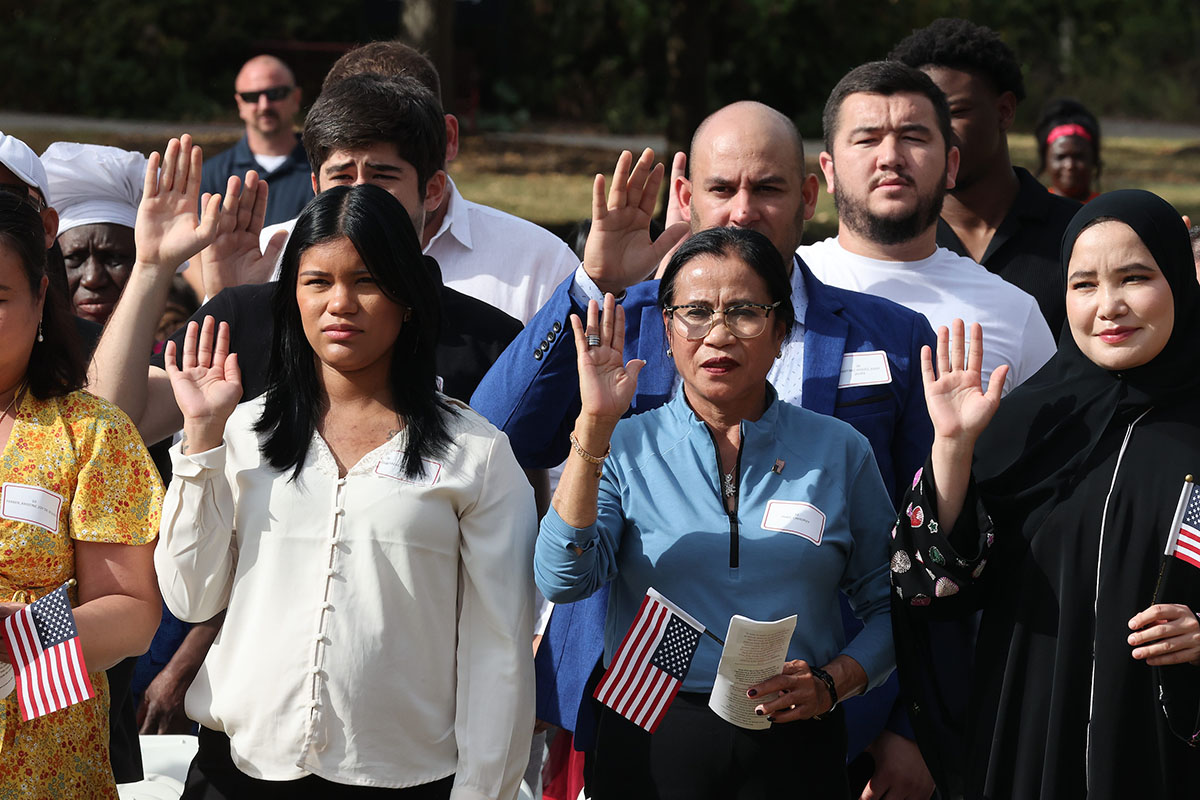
top-left (3, 0), bottom-right (1199, 137)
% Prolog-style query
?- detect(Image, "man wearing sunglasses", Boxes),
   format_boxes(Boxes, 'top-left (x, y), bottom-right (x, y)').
top-left (200, 54), bottom-right (311, 227)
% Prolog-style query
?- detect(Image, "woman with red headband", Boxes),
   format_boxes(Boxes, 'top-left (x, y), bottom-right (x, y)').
top-left (1035, 97), bottom-right (1102, 202)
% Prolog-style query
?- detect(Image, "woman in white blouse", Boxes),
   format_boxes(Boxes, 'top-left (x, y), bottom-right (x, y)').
top-left (153, 182), bottom-right (537, 799)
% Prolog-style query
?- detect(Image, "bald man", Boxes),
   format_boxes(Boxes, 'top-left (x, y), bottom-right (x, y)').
top-left (471, 102), bottom-right (938, 798)
top-left (200, 54), bottom-right (312, 226)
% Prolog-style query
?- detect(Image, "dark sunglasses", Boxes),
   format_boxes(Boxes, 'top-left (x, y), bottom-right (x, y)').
top-left (237, 85), bottom-right (294, 103)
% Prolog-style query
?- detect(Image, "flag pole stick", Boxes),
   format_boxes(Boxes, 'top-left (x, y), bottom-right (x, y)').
top-left (703, 628), bottom-right (725, 647)
top-left (1153, 474), bottom-right (1194, 603)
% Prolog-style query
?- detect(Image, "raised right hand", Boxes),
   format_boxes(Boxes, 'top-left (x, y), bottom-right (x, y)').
top-left (582, 148), bottom-right (689, 296)
top-left (921, 319), bottom-right (1007, 446)
top-left (135, 135), bottom-right (221, 271)
top-left (570, 293), bottom-right (644, 424)
top-left (164, 317), bottom-right (242, 446)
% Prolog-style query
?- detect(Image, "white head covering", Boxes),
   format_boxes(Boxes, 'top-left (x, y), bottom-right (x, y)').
top-left (0, 131), bottom-right (51, 204)
top-left (41, 142), bottom-right (146, 234)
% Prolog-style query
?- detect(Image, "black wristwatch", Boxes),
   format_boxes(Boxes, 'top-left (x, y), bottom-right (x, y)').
top-left (809, 665), bottom-right (838, 718)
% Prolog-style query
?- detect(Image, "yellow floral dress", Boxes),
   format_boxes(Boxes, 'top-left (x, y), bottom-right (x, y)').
top-left (0, 390), bottom-right (162, 799)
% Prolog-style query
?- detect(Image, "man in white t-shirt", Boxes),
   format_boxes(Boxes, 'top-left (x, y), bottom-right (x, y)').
top-left (800, 60), bottom-right (1055, 393)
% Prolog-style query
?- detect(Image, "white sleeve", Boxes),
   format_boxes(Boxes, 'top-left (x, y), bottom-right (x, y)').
top-left (1012, 298), bottom-right (1057, 388)
top-left (452, 433), bottom-right (537, 800)
top-left (154, 442), bottom-right (239, 624)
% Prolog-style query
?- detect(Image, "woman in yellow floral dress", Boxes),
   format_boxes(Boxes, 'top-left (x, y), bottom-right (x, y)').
top-left (0, 193), bottom-right (164, 798)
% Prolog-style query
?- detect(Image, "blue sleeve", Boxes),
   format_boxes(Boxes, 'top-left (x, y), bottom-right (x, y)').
top-left (533, 462), bottom-right (626, 602)
top-left (469, 276), bottom-right (662, 470)
top-left (889, 313), bottom-right (936, 502)
top-left (469, 274), bottom-right (586, 469)
top-left (838, 444), bottom-right (897, 691)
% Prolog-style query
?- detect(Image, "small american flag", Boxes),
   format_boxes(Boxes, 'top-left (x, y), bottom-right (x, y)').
top-left (2, 583), bottom-right (95, 721)
top-left (1165, 480), bottom-right (1200, 570)
top-left (593, 587), bottom-right (703, 733)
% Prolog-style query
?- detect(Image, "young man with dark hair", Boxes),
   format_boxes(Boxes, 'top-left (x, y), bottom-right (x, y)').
top-left (803, 60), bottom-right (1055, 396)
top-left (272, 41), bottom-right (580, 325)
top-left (890, 18), bottom-right (1080, 336)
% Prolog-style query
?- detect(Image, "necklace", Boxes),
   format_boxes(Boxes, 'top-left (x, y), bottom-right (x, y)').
top-left (0, 382), bottom-right (23, 421)
top-left (722, 470), bottom-right (737, 498)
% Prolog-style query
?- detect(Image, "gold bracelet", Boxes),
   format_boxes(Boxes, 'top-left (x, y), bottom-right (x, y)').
top-left (569, 432), bottom-right (610, 477)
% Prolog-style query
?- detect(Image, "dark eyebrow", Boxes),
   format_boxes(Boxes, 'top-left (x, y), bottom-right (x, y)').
top-left (322, 159), bottom-right (405, 173)
top-left (1067, 262), bottom-right (1159, 282)
top-left (848, 123), bottom-right (932, 138)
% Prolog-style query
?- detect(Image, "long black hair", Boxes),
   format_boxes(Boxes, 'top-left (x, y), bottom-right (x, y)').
top-left (0, 194), bottom-right (84, 399)
top-left (254, 184), bottom-right (453, 480)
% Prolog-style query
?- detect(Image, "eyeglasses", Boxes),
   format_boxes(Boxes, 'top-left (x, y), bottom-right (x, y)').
top-left (665, 302), bottom-right (782, 340)
top-left (0, 183), bottom-right (47, 212)
top-left (236, 85), bottom-right (295, 103)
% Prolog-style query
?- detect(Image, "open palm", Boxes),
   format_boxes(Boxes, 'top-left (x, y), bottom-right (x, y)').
top-left (582, 148), bottom-right (689, 295)
top-left (572, 294), bottom-right (644, 422)
top-left (164, 317), bottom-right (243, 427)
top-left (922, 320), bottom-right (1008, 442)
top-left (135, 134), bottom-right (220, 271)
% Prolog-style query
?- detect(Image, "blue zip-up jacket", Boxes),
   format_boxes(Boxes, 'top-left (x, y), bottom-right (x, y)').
top-left (536, 387), bottom-right (896, 694)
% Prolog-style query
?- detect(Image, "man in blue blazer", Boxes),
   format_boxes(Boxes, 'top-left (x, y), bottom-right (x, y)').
top-left (472, 102), bottom-right (938, 797)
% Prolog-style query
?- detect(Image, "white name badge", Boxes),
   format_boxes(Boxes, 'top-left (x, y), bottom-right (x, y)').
top-left (761, 500), bottom-right (826, 545)
top-left (838, 350), bottom-right (892, 388)
top-left (1, 483), bottom-right (64, 534)
top-left (375, 452), bottom-right (443, 487)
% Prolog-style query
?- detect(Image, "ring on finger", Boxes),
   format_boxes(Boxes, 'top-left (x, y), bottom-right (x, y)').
top-left (586, 334), bottom-right (601, 348)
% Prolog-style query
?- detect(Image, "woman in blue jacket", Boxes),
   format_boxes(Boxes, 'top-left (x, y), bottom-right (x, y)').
top-left (534, 226), bottom-right (895, 798)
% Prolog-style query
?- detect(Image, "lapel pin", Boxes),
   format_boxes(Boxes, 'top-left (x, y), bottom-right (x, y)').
top-left (772, 459), bottom-right (785, 475)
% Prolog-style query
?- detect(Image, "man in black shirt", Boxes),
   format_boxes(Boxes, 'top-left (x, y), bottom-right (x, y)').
top-left (890, 18), bottom-right (1079, 337)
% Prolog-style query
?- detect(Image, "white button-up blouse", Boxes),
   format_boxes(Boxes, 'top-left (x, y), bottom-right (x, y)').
top-left (155, 396), bottom-right (537, 799)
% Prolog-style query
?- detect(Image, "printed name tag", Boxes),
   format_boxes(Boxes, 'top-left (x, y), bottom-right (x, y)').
top-left (761, 500), bottom-right (826, 545)
top-left (838, 350), bottom-right (892, 388)
top-left (1, 483), bottom-right (64, 534)
top-left (375, 452), bottom-right (443, 487)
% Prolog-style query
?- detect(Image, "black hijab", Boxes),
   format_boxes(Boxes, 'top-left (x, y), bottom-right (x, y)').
top-left (973, 189), bottom-right (1200, 510)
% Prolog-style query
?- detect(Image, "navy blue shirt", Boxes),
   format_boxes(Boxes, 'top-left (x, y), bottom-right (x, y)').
top-left (200, 134), bottom-right (313, 226)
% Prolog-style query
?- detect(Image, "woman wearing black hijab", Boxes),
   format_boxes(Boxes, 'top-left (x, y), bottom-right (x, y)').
top-left (891, 189), bottom-right (1200, 799)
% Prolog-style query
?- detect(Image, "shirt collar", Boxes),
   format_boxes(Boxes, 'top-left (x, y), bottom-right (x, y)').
top-left (427, 176), bottom-right (474, 252)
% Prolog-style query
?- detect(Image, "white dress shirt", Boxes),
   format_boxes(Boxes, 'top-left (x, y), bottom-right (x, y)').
top-left (156, 396), bottom-right (537, 799)
top-left (425, 179), bottom-right (578, 324)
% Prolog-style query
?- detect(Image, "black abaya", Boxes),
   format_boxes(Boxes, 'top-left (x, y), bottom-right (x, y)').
top-left (891, 191), bottom-right (1200, 799)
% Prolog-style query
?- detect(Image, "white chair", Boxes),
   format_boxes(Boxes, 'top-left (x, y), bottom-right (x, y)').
top-left (117, 734), bottom-right (198, 799)
top-left (518, 780), bottom-right (536, 800)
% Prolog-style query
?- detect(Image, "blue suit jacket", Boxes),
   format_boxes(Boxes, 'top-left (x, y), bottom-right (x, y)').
top-left (471, 257), bottom-right (936, 755)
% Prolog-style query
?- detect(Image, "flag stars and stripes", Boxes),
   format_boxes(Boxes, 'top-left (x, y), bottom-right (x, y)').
top-left (1171, 486), bottom-right (1200, 569)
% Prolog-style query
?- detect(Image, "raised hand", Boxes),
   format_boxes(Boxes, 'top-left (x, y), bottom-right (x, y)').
top-left (164, 316), bottom-right (242, 453)
top-left (198, 171), bottom-right (288, 299)
top-left (922, 320), bottom-right (1007, 445)
top-left (582, 148), bottom-right (690, 296)
top-left (135, 135), bottom-right (221, 271)
top-left (570, 293), bottom-right (644, 424)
